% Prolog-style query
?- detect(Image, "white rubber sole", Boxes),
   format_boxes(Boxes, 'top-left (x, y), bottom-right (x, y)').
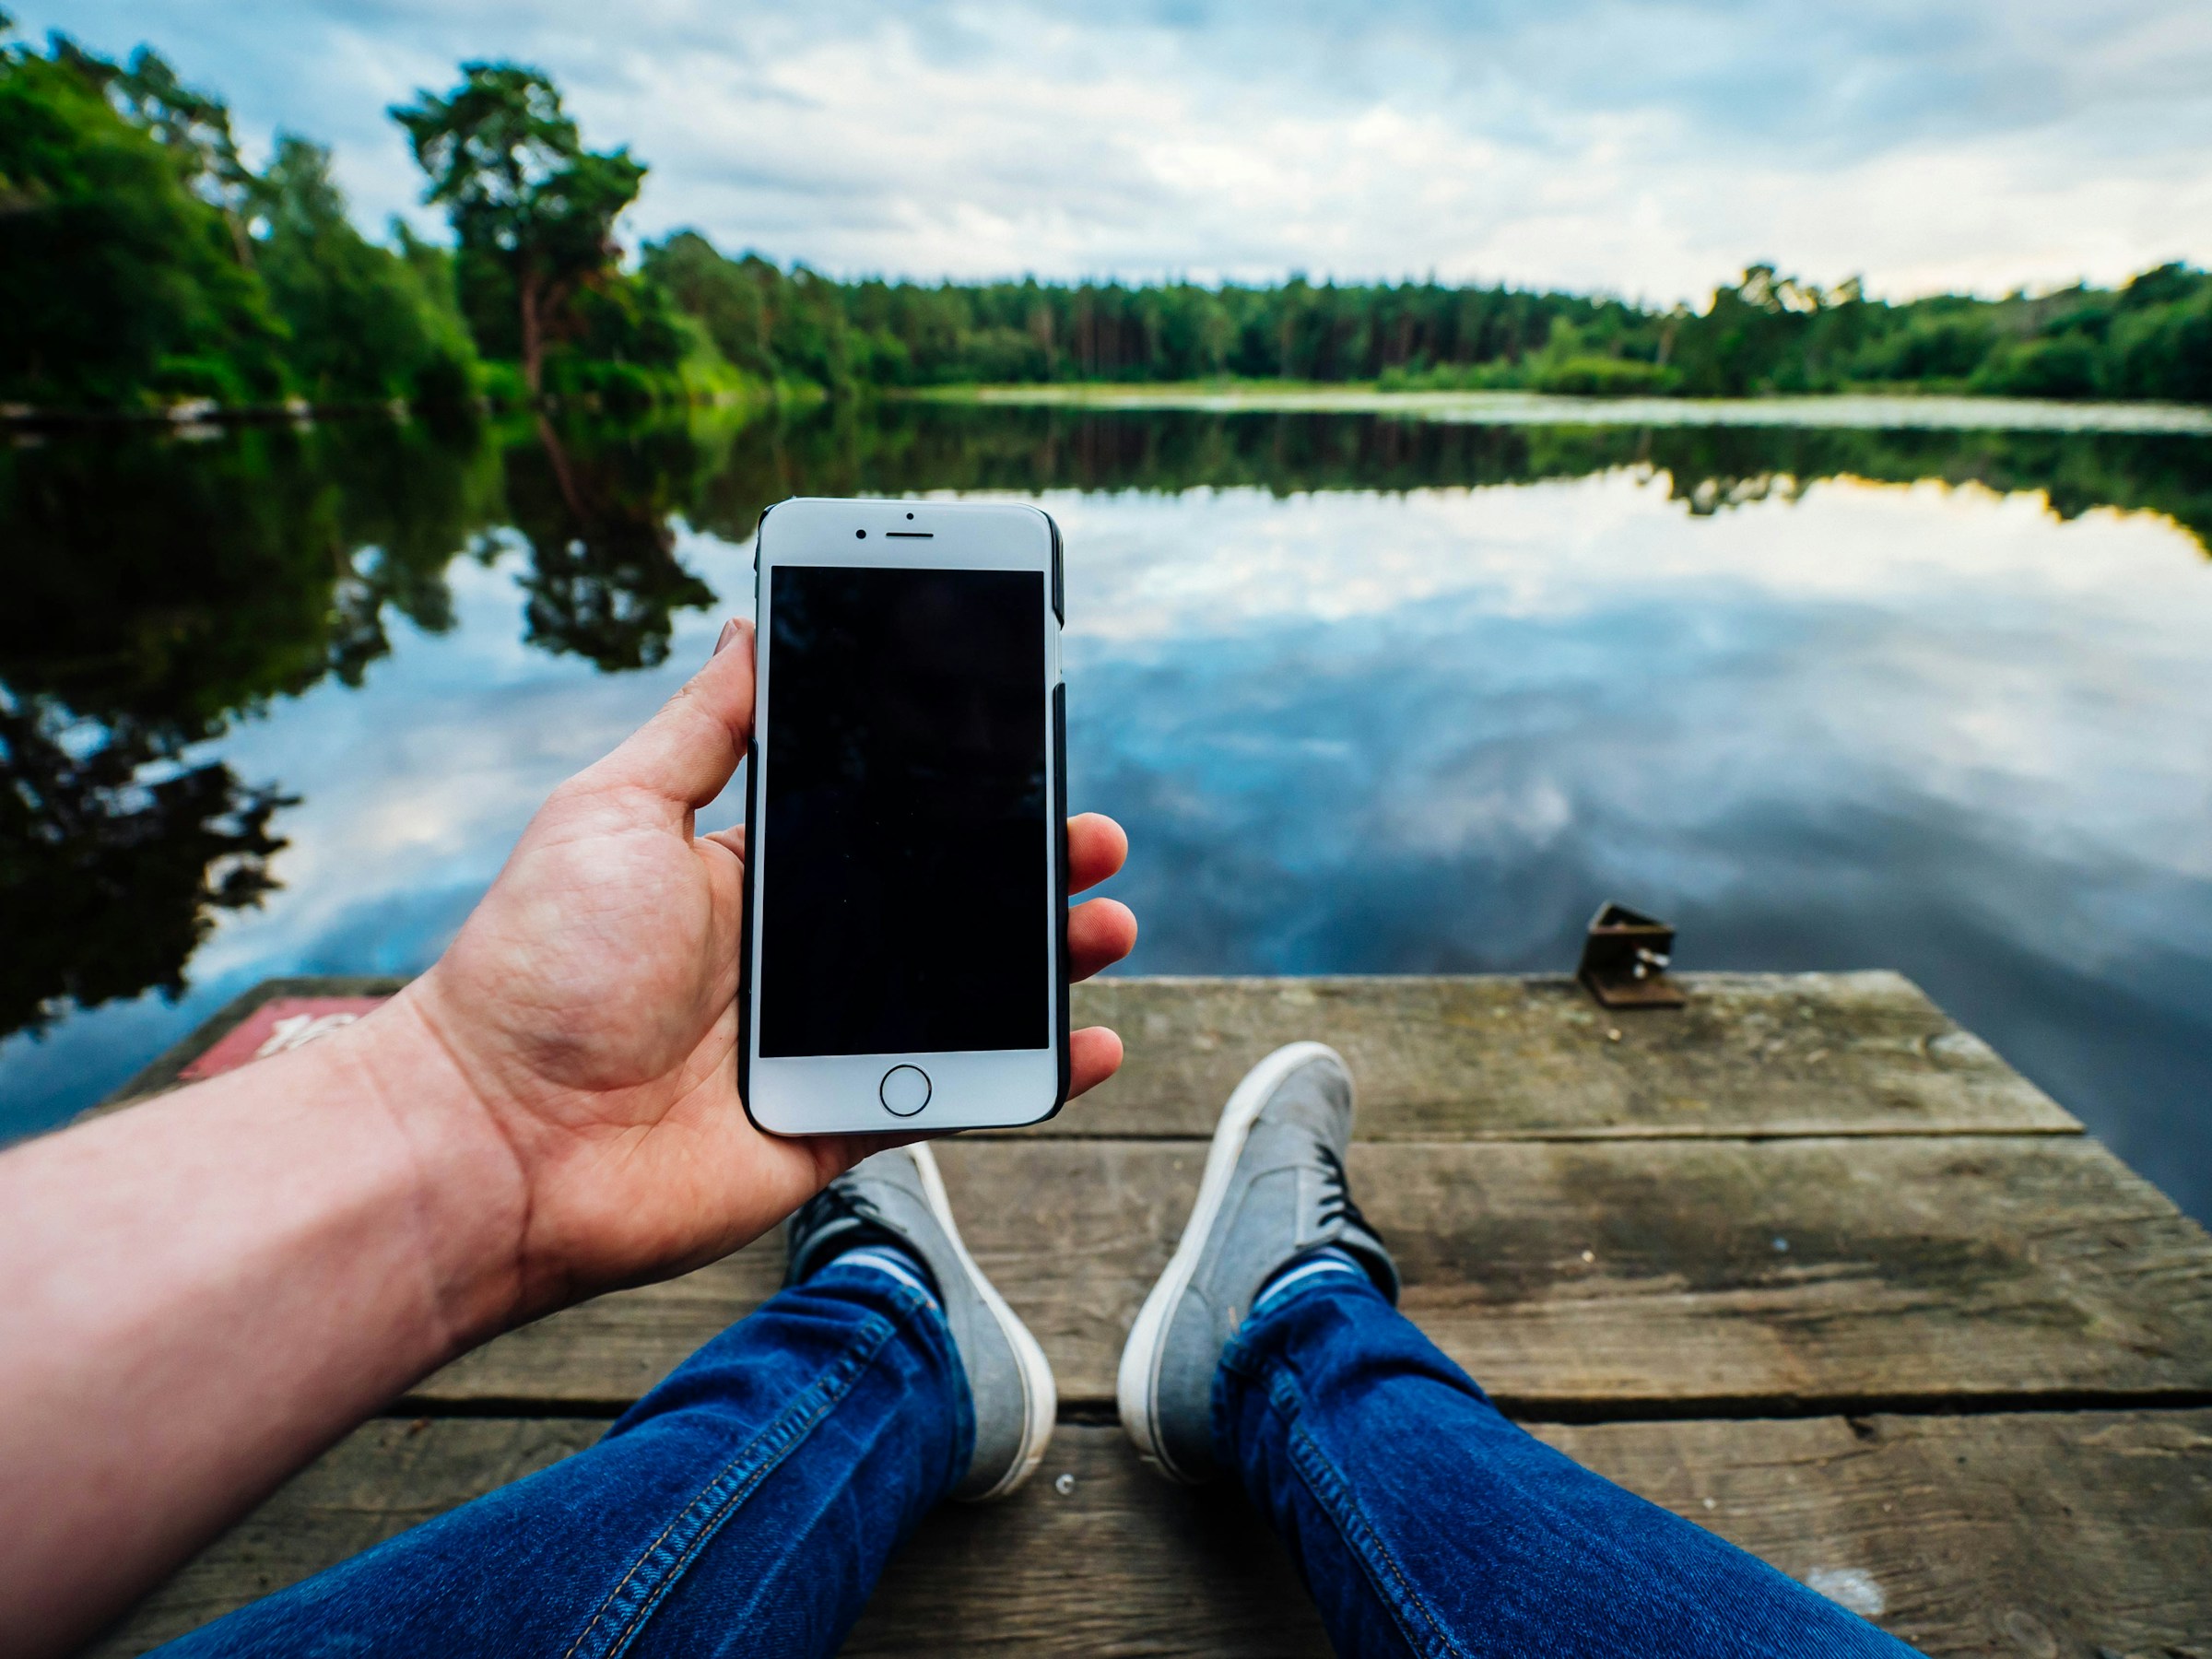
top-left (906, 1142), bottom-right (1057, 1502)
top-left (1114, 1041), bottom-right (1349, 1483)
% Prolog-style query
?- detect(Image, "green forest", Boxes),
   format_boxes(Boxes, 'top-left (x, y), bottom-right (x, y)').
top-left (4, 22), bottom-right (2210, 414)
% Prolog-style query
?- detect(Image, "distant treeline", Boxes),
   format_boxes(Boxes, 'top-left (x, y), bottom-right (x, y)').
top-left (4, 23), bottom-right (2209, 413)
top-left (649, 243), bottom-right (2212, 405)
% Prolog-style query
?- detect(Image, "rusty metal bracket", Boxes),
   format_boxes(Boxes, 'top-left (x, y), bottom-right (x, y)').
top-left (1578, 902), bottom-right (1686, 1009)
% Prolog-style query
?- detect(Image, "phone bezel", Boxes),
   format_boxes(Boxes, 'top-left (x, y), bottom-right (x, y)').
top-left (738, 496), bottom-right (1071, 1136)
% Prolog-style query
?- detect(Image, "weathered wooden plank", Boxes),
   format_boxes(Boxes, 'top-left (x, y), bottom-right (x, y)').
top-left (1058, 973), bottom-right (2079, 1139)
top-left (1535, 1411), bottom-right (2212, 1659)
top-left (409, 1135), bottom-right (2212, 1410)
top-left (98, 973), bottom-right (2077, 1141)
top-left (1360, 1134), bottom-right (2212, 1416)
top-left (90, 1414), bottom-right (2212, 1658)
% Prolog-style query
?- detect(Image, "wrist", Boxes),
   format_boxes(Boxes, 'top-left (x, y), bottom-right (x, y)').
top-left (312, 987), bottom-right (535, 1352)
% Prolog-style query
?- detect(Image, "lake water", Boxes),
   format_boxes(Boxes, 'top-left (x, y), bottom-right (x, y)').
top-left (4, 401), bottom-right (2208, 1221)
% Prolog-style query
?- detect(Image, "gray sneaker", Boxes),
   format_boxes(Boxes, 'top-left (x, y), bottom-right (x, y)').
top-left (785, 1143), bottom-right (1055, 1501)
top-left (1116, 1041), bottom-right (1399, 1483)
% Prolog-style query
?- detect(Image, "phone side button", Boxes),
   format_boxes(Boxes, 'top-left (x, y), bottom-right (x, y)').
top-left (879, 1065), bottom-right (932, 1117)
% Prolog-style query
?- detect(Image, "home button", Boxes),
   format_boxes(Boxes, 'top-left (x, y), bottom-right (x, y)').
top-left (879, 1065), bottom-right (932, 1117)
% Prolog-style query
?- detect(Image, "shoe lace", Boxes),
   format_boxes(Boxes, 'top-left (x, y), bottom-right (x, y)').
top-left (794, 1180), bottom-right (868, 1230)
top-left (1315, 1142), bottom-right (1379, 1240)
top-left (792, 1181), bottom-right (889, 1263)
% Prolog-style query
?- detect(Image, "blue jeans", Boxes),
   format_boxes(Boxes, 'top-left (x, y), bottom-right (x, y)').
top-left (163, 1262), bottom-right (1914, 1657)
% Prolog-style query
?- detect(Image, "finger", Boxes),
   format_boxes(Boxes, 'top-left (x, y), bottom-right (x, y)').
top-left (704, 825), bottom-right (746, 862)
top-left (1067, 812), bottom-right (1127, 895)
top-left (582, 618), bottom-right (755, 808)
top-left (1069, 896), bottom-right (1137, 982)
top-left (1067, 1025), bottom-right (1124, 1100)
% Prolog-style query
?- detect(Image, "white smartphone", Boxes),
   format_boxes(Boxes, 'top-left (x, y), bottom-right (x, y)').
top-left (738, 497), bottom-right (1071, 1135)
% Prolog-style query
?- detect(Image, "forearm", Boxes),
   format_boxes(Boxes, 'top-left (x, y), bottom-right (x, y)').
top-left (0, 992), bottom-right (527, 1656)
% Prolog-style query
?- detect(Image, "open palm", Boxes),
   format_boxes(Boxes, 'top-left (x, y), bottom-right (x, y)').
top-left (402, 619), bottom-right (1135, 1315)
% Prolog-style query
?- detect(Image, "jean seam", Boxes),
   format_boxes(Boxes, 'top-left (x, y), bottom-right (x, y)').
top-left (1271, 1371), bottom-right (1470, 1659)
top-left (562, 1286), bottom-right (932, 1659)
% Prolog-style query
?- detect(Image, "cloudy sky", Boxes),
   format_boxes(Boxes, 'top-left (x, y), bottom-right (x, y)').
top-left (20, 0), bottom-right (2212, 303)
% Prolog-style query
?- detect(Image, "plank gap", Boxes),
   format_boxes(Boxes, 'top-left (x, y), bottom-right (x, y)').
top-left (967, 1124), bottom-right (2089, 1144)
top-left (382, 1387), bottom-right (2212, 1428)
top-left (1477, 1386), bottom-right (2212, 1425)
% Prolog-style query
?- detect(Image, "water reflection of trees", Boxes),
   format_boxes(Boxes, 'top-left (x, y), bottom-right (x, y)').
top-left (711, 406), bottom-right (2212, 556)
top-left (0, 699), bottom-right (288, 1036)
top-left (5, 403), bottom-right (2206, 1042)
top-left (507, 417), bottom-right (716, 671)
top-left (0, 419), bottom-right (495, 1034)
top-left (0, 411), bottom-right (735, 1037)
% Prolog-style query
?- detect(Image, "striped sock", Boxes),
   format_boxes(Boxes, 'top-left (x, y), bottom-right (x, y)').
top-left (820, 1243), bottom-right (940, 1309)
top-left (1252, 1245), bottom-right (1371, 1318)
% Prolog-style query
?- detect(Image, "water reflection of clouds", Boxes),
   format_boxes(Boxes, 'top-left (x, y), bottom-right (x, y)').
top-left (18, 479), bottom-right (2199, 960)
top-left (4, 474), bottom-right (2208, 1221)
top-left (1054, 476), bottom-right (2211, 894)
top-left (1053, 480), bottom-right (2212, 915)
top-left (187, 540), bottom-right (758, 991)
top-left (1056, 476), bottom-right (2208, 638)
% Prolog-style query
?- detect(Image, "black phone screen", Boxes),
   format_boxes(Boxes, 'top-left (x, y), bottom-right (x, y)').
top-left (759, 564), bottom-right (1050, 1056)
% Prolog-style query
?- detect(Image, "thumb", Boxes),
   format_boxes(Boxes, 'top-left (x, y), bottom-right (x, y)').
top-left (582, 618), bottom-right (755, 808)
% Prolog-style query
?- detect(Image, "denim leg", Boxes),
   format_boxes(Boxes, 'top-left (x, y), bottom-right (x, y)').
top-left (159, 1262), bottom-right (971, 1659)
top-left (1216, 1277), bottom-right (1922, 1659)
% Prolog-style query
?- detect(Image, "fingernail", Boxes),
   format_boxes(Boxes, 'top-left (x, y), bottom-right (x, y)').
top-left (713, 618), bottom-right (741, 656)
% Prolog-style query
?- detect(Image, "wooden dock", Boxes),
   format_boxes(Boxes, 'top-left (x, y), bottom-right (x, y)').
top-left (87, 973), bottom-right (2212, 1656)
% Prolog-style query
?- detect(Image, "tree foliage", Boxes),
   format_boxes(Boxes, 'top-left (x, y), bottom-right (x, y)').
top-left (392, 63), bottom-right (663, 394)
top-left (255, 135), bottom-right (479, 405)
top-left (639, 235), bottom-right (2212, 406)
top-left (0, 30), bottom-right (288, 406)
top-left (65, 36), bottom-right (260, 264)
top-left (1658, 263), bottom-right (2212, 401)
top-left (0, 28), bottom-right (478, 410)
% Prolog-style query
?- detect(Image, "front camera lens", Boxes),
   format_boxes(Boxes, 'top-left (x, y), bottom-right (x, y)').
top-left (854, 529), bottom-right (866, 539)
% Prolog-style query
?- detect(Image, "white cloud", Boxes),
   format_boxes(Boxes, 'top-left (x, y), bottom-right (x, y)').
top-left (18, 0), bottom-right (2212, 300)
top-left (1041, 472), bottom-right (2211, 643)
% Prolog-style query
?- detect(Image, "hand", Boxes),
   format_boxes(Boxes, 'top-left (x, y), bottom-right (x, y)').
top-left (397, 618), bottom-right (1137, 1315)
